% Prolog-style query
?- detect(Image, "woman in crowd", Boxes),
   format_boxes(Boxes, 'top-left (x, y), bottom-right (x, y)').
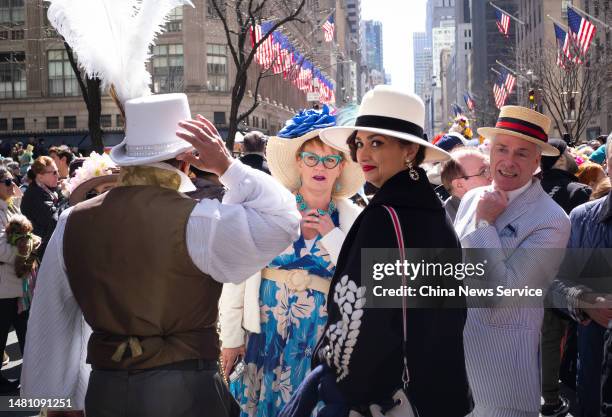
top-left (219, 106), bottom-right (364, 417)
top-left (0, 167), bottom-right (31, 393)
top-left (280, 86), bottom-right (472, 417)
top-left (21, 156), bottom-right (61, 257)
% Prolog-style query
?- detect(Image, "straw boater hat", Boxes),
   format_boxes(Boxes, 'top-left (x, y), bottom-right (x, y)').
top-left (477, 106), bottom-right (559, 156)
top-left (319, 85), bottom-right (451, 163)
top-left (266, 106), bottom-right (365, 199)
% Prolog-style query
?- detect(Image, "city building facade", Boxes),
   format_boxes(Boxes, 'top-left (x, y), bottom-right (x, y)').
top-left (0, 0), bottom-right (351, 149)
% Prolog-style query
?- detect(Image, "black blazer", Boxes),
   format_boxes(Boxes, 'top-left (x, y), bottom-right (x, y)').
top-left (540, 168), bottom-right (591, 214)
top-left (239, 154), bottom-right (270, 174)
top-left (313, 168), bottom-right (472, 417)
top-left (21, 181), bottom-right (59, 257)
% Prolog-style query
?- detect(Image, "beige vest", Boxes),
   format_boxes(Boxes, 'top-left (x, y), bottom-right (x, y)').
top-left (64, 186), bottom-right (222, 370)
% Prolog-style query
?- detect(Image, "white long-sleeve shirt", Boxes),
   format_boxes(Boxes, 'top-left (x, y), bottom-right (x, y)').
top-left (21, 160), bottom-right (301, 408)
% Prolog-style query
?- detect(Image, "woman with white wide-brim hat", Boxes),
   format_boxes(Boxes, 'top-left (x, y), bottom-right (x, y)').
top-left (219, 105), bottom-right (365, 417)
top-left (279, 85), bottom-right (472, 417)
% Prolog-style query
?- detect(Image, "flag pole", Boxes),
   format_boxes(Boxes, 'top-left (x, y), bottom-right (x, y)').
top-left (490, 67), bottom-right (501, 76)
top-left (495, 60), bottom-right (531, 81)
top-left (546, 14), bottom-right (569, 31)
top-left (568, 4), bottom-right (611, 31)
top-left (489, 1), bottom-right (525, 25)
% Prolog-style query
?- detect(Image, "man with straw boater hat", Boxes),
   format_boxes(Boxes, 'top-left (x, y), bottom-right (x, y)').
top-left (454, 106), bottom-right (571, 417)
top-left (21, 1), bottom-right (300, 416)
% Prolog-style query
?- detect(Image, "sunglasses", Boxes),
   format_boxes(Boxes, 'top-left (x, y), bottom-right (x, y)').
top-left (299, 152), bottom-right (343, 169)
top-left (2, 178), bottom-right (14, 187)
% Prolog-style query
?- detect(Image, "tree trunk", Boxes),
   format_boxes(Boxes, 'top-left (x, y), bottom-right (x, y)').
top-left (86, 77), bottom-right (104, 153)
top-left (226, 72), bottom-right (248, 152)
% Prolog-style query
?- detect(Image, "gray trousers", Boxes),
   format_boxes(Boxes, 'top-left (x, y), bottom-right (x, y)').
top-left (466, 405), bottom-right (538, 417)
top-left (85, 368), bottom-right (239, 417)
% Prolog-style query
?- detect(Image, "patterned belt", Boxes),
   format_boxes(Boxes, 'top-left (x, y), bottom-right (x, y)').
top-left (261, 267), bottom-right (331, 294)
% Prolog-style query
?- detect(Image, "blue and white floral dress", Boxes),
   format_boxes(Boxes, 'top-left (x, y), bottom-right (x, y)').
top-left (231, 210), bottom-right (339, 417)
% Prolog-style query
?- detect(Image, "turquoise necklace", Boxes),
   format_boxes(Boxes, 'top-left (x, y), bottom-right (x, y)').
top-left (295, 192), bottom-right (336, 216)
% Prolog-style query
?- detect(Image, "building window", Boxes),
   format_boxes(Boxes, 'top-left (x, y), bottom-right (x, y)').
top-left (64, 115), bottom-right (76, 129)
top-left (213, 111), bottom-right (226, 125)
top-left (165, 6), bottom-right (183, 32)
top-left (0, 31), bottom-right (7, 40)
top-left (262, 118), bottom-right (267, 130)
top-left (207, 1), bottom-right (226, 19)
top-left (206, 44), bottom-right (228, 92)
top-left (47, 116), bottom-right (59, 130)
top-left (151, 44), bottom-right (184, 93)
top-left (116, 114), bottom-right (124, 127)
top-left (10, 29), bottom-right (23, 39)
top-left (253, 116), bottom-right (259, 128)
top-left (0, 0), bottom-right (24, 25)
top-left (12, 117), bottom-right (24, 130)
top-left (100, 114), bottom-right (112, 128)
top-left (48, 49), bottom-right (79, 97)
top-left (0, 52), bottom-right (26, 99)
top-left (0, 119), bottom-right (6, 131)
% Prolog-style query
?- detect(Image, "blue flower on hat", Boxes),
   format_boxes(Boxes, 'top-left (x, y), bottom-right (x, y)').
top-left (277, 105), bottom-right (336, 139)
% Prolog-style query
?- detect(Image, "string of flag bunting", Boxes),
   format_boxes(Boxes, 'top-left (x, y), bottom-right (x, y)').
top-left (250, 21), bottom-right (336, 104)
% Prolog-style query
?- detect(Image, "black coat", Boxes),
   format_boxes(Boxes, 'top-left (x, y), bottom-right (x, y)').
top-left (541, 168), bottom-right (591, 214)
top-left (313, 169), bottom-right (472, 417)
top-left (239, 154), bottom-right (270, 174)
top-left (21, 181), bottom-right (60, 257)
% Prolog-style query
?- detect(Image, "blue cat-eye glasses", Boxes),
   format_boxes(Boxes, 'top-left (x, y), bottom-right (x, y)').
top-left (299, 151), bottom-right (343, 169)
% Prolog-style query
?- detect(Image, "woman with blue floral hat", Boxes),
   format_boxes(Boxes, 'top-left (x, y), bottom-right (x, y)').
top-left (219, 105), bottom-right (365, 417)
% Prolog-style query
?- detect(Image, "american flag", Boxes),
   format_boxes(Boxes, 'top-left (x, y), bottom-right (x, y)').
top-left (495, 9), bottom-right (510, 37)
top-left (323, 15), bottom-right (335, 42)
top-left (270, 33), bottom-right (283, 75)
top-left (554, 23), bottom-right (572, 68)
top-left (567, 7), bottom-right (597, 58)
top-left (464, 92), bottom-right (475, 111)
top-left (251, 22), bottom-right (275, 68)
top-left (493, 73), bottom-right (508, 109)
top-left (502, 70), bottom-right (516, 96)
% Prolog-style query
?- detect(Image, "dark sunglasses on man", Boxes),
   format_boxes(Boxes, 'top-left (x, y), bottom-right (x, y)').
top-left (2, 178), bottom-right (14, 187)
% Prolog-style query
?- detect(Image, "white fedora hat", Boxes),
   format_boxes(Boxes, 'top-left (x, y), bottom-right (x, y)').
top-left (110, 93), bottom-right (194, 166)
top-left (319, 85), bottom-right (451, 163)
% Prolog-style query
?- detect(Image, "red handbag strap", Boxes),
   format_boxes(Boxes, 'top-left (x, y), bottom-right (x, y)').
top-left (382, 205), bottom-right (410, 389)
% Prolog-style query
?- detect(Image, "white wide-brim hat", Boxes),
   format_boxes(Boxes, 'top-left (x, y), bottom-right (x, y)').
top-left (266, 129), bottom-right (365, 199)
top-left (111, 93), bottom-right (195, 166)
top-left (477, 105), bottom-right (559, 156)
top-left (319, 85), bottom-right (451, 163)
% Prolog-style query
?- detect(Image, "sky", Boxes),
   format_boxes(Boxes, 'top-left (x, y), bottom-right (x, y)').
top-left (361, 0), bottom-right (428, 93)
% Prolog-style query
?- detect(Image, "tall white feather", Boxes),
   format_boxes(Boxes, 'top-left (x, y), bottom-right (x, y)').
top-left (335, 104), bottom-right (360, 127)
top-left (47, 0), bottom-right (194, 104)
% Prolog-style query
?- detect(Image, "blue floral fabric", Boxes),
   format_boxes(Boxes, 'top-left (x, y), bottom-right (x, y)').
top-left (231, 210), bottom-right (339, 417)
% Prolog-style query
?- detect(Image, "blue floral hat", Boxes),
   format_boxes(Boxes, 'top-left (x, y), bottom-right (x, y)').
top-left (266, 106), bottom-right (365, 199)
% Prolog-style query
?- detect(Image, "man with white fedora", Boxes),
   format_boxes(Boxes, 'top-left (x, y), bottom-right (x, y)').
top-left (21, 92), bottom-right (301, 416)
top-left (22, 1), bottom-right (300, 414)
top-left (454, 106), bottom-right (571, 417)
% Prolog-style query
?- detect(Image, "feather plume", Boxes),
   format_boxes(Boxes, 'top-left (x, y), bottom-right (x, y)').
top-left (334, 104), bottom-right (360, 127)
top-left (47, 0), bottom-right (194, 104)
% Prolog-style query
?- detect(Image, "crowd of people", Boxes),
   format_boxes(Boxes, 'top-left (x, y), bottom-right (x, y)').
top-left (0, 85), bottom-right (608, 417)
